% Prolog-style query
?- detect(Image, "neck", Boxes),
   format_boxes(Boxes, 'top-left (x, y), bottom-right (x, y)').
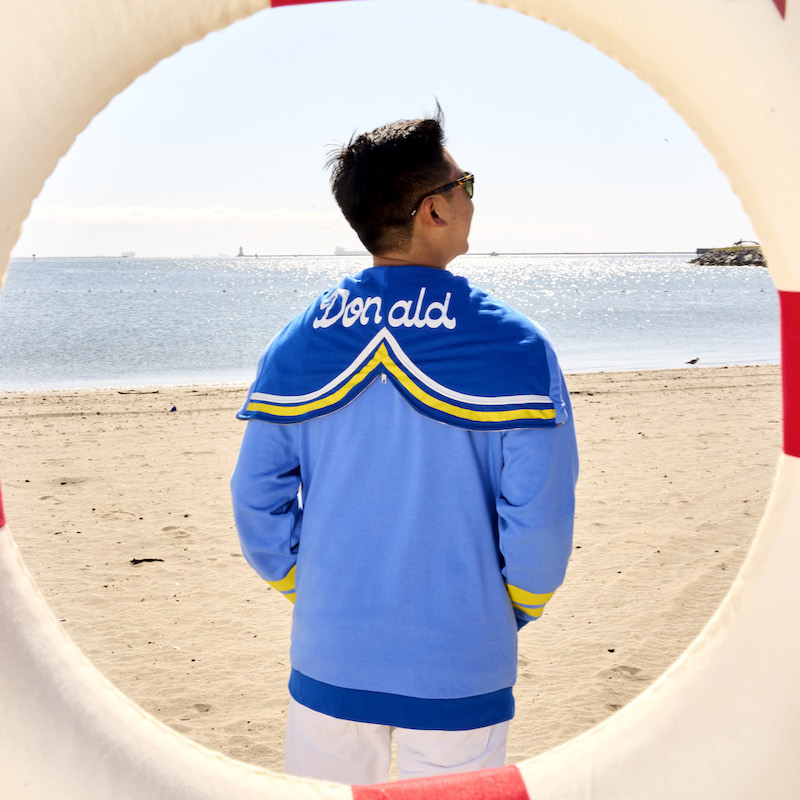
top-left (372, 254), bottom-right (446, 270)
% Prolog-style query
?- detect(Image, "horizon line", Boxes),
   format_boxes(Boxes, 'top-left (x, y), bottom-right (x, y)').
top-left (10, 250), bottom-right (697, 260)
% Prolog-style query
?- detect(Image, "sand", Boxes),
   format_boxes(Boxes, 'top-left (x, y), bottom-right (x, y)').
top-left (0, 364), bottom-right (782, 772)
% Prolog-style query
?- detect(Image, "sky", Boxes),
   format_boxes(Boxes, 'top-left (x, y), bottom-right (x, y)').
top-left (11, 0), bottom-right (759, 258)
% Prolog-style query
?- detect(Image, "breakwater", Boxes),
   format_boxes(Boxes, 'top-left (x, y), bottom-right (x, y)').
top-left (691, 247), bottom-right (766, 266)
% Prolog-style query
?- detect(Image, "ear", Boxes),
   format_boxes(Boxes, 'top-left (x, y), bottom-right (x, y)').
top-left (418, 195), bottom-right (448, 228)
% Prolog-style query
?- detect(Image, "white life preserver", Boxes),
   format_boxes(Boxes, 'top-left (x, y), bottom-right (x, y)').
top-left (1, 1), bottom-right (798, 797)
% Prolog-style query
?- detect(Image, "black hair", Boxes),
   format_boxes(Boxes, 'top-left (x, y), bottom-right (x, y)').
top-left (326, 107), bottom-right (451, 254)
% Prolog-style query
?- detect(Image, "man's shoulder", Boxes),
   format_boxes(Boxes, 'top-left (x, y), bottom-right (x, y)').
top-left (457, 280), bottom-right (547, 340)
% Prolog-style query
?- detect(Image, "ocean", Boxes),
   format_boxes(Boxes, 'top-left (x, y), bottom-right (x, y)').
top-left (0, 254), bottom-right (779, 391)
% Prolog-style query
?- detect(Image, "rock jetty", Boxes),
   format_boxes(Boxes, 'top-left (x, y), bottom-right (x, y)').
top-left (690, 246), bottom-right (766, 266)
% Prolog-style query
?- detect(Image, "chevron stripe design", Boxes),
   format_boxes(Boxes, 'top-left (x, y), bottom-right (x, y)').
top-left (246, 328), bottom-right (557, 429)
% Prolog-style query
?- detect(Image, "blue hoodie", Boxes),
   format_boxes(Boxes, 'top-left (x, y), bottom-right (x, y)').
top-left (231, 265), bottom-right (578, 731)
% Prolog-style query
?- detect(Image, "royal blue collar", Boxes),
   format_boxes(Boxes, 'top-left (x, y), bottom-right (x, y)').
top-left (239, 266), bottom-right (568, 431)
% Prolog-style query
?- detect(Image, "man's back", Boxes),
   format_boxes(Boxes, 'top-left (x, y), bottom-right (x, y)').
top-left (231, 112), bottom-right (578, 783)
top-left (232, 264), bottom-right (577, 730)
top-left (247, 379), bottom-right (516, 719)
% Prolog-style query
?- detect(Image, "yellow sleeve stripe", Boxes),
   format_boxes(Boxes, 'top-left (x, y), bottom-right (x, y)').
top-left (267, 564), bottom-right (296, 593)
top-left (266, 584), bottom-right (296, 605)
top-left (513, 602), bottom-right (545, 619)
top-left (507, 584), bottom-right (555, 607)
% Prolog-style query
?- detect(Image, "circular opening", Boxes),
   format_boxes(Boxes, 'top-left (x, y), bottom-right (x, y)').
top-left (0, 0), bottom-right (785, 788)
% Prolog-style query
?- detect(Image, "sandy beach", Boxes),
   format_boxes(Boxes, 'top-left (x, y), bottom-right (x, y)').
top-left (0, 364), bottom-right (782, 772)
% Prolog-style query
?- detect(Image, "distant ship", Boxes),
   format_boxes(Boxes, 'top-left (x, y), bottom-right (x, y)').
top-left (121, 251), bottom-right (135, 258)
top-left (334, 245), bottom-right (368, 256)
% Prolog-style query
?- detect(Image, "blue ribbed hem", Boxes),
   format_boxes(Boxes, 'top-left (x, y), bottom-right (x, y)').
top-left (288, 670), bottom-right (514, 731)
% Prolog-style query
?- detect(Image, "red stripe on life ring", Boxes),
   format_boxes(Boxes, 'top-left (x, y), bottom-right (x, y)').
top-left (780, 290), bottom-right (800, 457)
top-left (352, 765), bottom-right (529, 800)
top-left (0, 476), bottom-right (6, 528)
top-left (771, 0), bottom-right (787, 18)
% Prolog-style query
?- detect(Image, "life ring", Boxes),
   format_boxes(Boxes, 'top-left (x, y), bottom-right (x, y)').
top-left (1, 0), bottom-right (798, 797)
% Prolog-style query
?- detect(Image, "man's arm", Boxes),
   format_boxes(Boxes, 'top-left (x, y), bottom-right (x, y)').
top-left (498, 376), bottom-right (579, 627)
top-left (231, 419), bottom-right (302, 603)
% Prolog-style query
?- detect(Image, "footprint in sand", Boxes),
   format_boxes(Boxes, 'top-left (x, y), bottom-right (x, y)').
top-left (39, 495), bottom-right (66, 505)
top-left (162, 525), bottom-right (192, 539)
top-left (102, 510), bottom-right (136, 520)
top-left (53, 477), bottom-right (88, 486)
top-left (599, 665), bottom-right (646, 681)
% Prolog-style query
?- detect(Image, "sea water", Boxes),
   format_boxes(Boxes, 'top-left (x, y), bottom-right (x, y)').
top-left (0, 253), bottom-right (779, 390)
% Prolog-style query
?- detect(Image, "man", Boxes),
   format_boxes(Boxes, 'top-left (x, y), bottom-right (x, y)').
top-left (231, 111), bottom-right (578, 785)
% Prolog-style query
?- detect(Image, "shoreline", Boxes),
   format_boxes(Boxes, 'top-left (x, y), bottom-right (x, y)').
top-left (0, 359), bottom-right (781, 395)
top-left (0, 364), bottom-right (783, 771)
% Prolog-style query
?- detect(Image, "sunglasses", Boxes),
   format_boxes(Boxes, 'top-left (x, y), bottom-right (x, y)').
top-left (410, 172), bottom-right (474, 217)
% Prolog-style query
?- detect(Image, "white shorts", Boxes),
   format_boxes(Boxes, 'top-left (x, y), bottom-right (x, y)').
top-left (284, 697), bottom-right (510, 785)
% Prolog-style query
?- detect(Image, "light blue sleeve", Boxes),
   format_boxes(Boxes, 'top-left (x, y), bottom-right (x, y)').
top-left (498, 373), bottom-right (579, 626)
top-left (230, 418), bottom-right (302, 602)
